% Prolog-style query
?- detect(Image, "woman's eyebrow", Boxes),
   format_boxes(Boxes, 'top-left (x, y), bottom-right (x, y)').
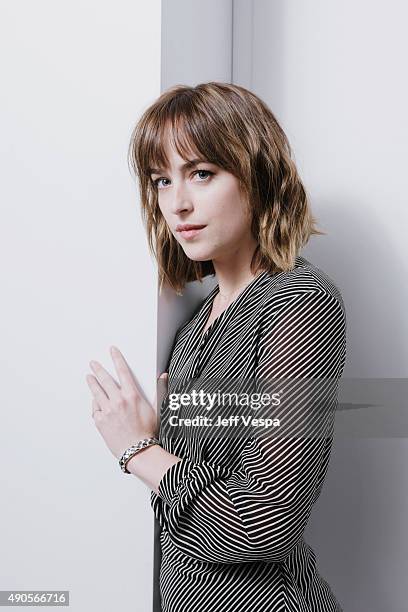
top-left (148, 158), bottom-right (209, 175)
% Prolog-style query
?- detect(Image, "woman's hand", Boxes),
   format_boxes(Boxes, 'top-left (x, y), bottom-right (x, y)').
top-left (86, 345), bottom-right (167, 460)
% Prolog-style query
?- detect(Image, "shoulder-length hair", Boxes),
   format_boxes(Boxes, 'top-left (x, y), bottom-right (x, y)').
top-left (128, 81), bottom-right (324, 295)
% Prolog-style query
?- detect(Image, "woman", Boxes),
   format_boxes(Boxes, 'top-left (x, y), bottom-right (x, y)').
top-left (86, 82), bottom-right (346, 611)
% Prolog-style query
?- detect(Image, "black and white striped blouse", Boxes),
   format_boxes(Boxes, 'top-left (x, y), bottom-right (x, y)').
top-left (151, 255), bottom-right (346, 612)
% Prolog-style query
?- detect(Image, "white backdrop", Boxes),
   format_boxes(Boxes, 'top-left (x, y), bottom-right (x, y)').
top-left (0, 1), bottom-right (161, 610)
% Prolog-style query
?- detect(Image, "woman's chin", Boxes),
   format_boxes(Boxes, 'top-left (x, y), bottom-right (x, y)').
top-left (182, 246), bottom-right (215, 262)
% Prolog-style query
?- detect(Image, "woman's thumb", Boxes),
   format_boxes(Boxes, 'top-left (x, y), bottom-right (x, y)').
top-left (153, 372), bottom-right (168, 415)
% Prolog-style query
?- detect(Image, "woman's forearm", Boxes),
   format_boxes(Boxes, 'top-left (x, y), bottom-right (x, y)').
top-left (125, 443), bottom-right (182, 495)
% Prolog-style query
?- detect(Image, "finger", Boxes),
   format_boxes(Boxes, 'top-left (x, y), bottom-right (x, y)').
top-left (89, 360), bottom-right (121, 400)
top-left (158, 372), bottom-right (168, 384)
top-left (110, 346), bottom-right (138, 397)
top-left (159, 372), bottom-right (168, 391)
top-left (154, 372), bottom-right (169, 414)
top-left (86, 374), bottom-right (110, 409)
top-left (91, 399), bottom-right (102, 418)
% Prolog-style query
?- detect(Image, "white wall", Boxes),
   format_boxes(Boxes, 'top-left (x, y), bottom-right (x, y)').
top-left (0, 2), bottom-right (161, 610)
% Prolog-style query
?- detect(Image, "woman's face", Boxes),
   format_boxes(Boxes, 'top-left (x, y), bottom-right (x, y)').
top-left (150, 137), bottom-right (255, 265)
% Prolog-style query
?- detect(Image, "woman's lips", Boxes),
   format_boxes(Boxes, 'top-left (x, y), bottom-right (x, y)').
top-left (178, 226), bottom-right (206, 240)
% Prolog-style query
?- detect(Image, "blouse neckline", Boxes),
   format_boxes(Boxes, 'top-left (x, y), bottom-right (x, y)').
top-left (199, 269), bottom-right (270, 341)
top-left (175, 255), bottom-right (309, 381)
top-left (197, 255), bottom-right (308, 342)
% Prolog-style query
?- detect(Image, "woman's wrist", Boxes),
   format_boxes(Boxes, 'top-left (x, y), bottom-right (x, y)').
top-left (125, 442), bottom-right (182, 495)
top-left (124, 440), bottom-right (161, 473)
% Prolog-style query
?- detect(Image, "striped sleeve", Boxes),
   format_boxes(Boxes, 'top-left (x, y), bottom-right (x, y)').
top-left (157, 289), bottom-right (346, 564)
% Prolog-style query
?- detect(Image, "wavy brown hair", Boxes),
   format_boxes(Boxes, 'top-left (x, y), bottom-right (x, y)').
top-left (128, 81), bottom-right (324, 295)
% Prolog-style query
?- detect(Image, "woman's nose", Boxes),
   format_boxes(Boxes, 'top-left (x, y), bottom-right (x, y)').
top-left (170, 181), bottom-right (193, 214)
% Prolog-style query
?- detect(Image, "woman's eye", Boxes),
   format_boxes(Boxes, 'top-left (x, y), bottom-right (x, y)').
top-left (153, 170), bottom-right (214, 189)
top-left (193, 169), bottom-right (214, 181)
top-left (153, 177), bottom-right (170, 188)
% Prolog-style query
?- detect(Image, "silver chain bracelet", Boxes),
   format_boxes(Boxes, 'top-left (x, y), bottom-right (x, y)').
top-left (118, 437), bottom-right (160, 474)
